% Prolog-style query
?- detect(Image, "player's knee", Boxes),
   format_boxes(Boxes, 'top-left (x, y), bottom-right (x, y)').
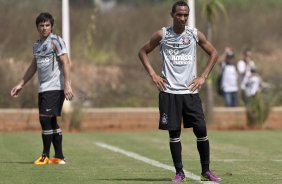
top-left (169, 130), bottom-right (181, 139)
top-left (51, 116), bottom-right (60, 129)
top-left (193, 124), bottom-right (207, 138)
top-left (39, 115), bottom-right (53, 130)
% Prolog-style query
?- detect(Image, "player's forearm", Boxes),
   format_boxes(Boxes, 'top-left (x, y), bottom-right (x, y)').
top-left (200, 50), bottom-right (218, 79)
top-left (142, 60), bottom-right (158, 78)
top-left (138, 50), bottom-right (157, 78)
top-left (20, 60), bottom-right (37, 87)
top-left (63, 61), bottom-right (71, 88)
top-left (59, 54), bottom-right (72, 87)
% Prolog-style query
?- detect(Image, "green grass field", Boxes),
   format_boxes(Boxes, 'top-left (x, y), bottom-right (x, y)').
top-left (0, 130), bottom-right (282, 184)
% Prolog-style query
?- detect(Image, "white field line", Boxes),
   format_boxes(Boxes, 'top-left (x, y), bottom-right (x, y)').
top-left (272, 160), bottom-right (282, 162)
top-left (95, 142), bottom-right (217, 184)
top-left (213, 159), bottom-right (282, 162)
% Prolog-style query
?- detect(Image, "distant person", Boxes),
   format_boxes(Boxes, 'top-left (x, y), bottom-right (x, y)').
top-left (138, 1), bottom-right (222, 182)
top-left (10, 12), bottom-right (73, 165)
top-left (218, 47), bottom-right (239, 107)
top-left (237, 48), bottom-right (256, 102)
top-left (241, 68), bottom-right (262, 100)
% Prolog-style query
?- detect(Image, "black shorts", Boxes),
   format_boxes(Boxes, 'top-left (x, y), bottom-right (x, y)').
top-left (38, 90), bottom-right (65, 116)
top-left (159, 91), bottom-right (206, 130)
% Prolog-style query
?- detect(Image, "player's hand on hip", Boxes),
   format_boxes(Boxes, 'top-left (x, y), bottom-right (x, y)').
top-left (10, 85), bottom-right (23, 98)
top-left (188, 76), bottom-right (205, 92)
top-left (151, 74), bottom-right (168, 91)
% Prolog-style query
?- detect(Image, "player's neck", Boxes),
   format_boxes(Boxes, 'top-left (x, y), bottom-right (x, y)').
top-left (39, 33), bottom-right (51, 41)
top-left (172, 26), bottom-right (185, 35)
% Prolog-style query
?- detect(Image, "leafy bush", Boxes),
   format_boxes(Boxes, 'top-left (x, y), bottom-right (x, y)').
top-left (69, 106), bottom-right (83, 130)
top-left (245, 93), bottom-right (276, 127)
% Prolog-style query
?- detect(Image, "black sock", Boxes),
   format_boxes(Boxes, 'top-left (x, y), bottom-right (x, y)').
top-left (170, 141), bottom-right (183, 173)
top-left (53, 132), bottom-right (64, 159)
top-left (51, 117), bottom-right (64, 159)
top-left (40, 116), bottom-right (53, 158)
top-left (197, 136), bottom-right (210, 174)
top-left (41, 134), bottom-right (53, 157)
top-left (169, 130), bottom-right (183, 173)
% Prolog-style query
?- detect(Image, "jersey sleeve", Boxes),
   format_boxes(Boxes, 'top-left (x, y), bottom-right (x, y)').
top-left (32, 44), bottom-right (36, 55)
top-left (192, 27), bottom-right (198, 43)
top-left (160, 27), bottom-right (167, 43)
top-left (51, 36), bottom-right (68, 56)
top-left (186, 26), bottom-right (198, 43)
top-left (32, 41), bottom-right (39, 56)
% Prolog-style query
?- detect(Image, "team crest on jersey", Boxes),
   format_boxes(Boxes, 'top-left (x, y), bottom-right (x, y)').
top-left (161, 113), bottom-right (168, 124)
top-left (166, 28), bottom-right (172, 36)
top-left (42, 44), bottom-right (48, 52)
top-left (181, 37), bottom-right (190, 45)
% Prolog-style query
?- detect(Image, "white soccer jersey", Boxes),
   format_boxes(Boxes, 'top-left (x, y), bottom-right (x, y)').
top-left (241, 74), bottom-right (261, 97)
top-left (33, 33), bottom-right (67, 93)
top-left (221, 64), bottom-right (238, 93)
top-left (159, 26), bottom-right (198, 94)
top-left (237, 60), bottom-right (256, 82)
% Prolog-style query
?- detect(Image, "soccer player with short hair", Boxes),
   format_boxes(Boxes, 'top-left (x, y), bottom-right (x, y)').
top-left (11, 12), bottom-right (73, 165)
top-left (138, 1), bottom-right (222, 182)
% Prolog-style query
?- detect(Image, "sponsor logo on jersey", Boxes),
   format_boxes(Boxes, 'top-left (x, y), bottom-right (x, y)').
top-left (165, 49), bottom-right (193, 65)
top-left (36, 57), bottom-right (52, 67)
top-left (37, 57), bottom-right (50, 63)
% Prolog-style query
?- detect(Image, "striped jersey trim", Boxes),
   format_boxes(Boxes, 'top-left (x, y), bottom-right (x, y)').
top-left (51, 37), bottom-right (63, 50)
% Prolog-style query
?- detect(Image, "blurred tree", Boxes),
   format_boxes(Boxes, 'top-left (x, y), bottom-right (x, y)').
top-left (70, 0), bottom-right (94, 7)
top-left (201, 0), bottom-right (228, 123)
top-left (117, 0), bottom-right (167, 6)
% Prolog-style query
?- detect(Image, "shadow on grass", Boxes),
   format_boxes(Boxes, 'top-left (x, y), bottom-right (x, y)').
top-left (0, 161), bottom-right (34, 164)
top-left (93, 178), bottom-right (170, 182)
